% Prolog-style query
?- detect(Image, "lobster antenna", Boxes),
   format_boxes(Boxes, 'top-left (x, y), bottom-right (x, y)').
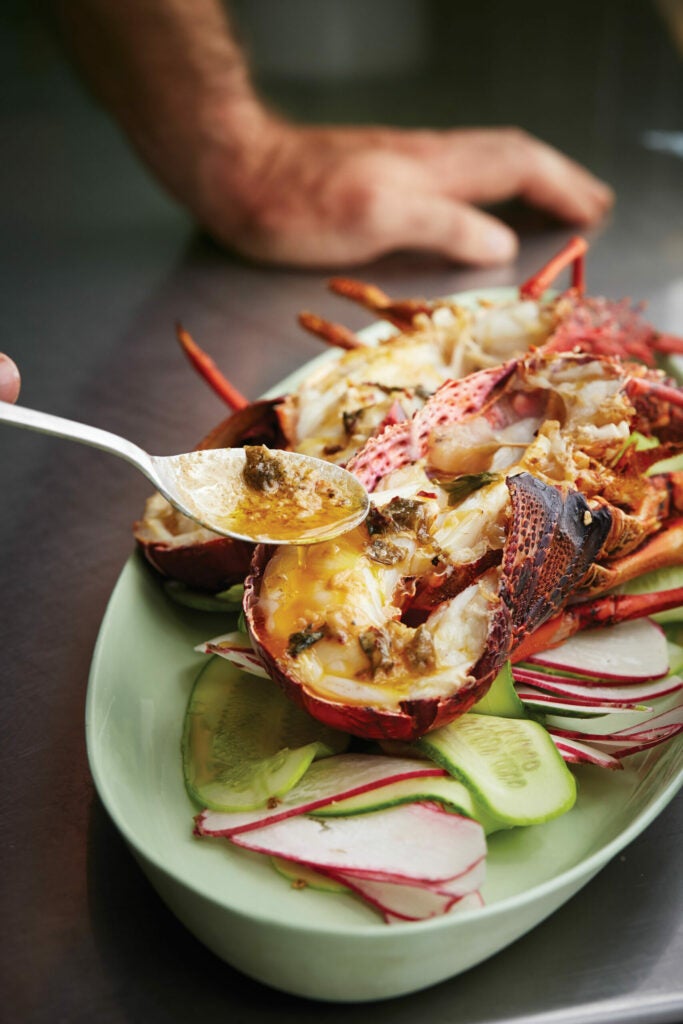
top-left (519, 236), bottom-right (588, 300)
top-left (176, 323), bottom-right (249, 411)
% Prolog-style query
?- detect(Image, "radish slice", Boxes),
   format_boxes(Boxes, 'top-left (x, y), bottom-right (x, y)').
top-left (590, 729), bottom-right (683, 757)
top-left (527, 618), bottom-right (669, 681)
top-left (384, 891), bottom-right (484, 925)
top-left (512, 669), bottom-right (682, 704)
top-left (544, 693), bottom-right (683, 737)
top-left (195, 631), bottom-right (270, 679)
top-left (560, 726), bottom-right (681, 758)
top-left (515, 686), bottom-right (650, 714)
top-left (328, 858), bottom-right (486, 921)
top-left (229, 803), bottom-right (486, 884)
top-left (610, 705), bottom-right (683, 734)
top-left (195, 754), bottom-right (445, 836)
top-left (548, 706), bottom-right (683, 757)
top-left (548, 733), bottom-right (622, 770)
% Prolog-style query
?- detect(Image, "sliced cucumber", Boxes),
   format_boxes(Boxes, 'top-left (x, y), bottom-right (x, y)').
top-left (313, 774), bottom-right (506, 834)
top-left (164, 580), bottom-right (245, 612)
top-left (417, 713), bottom-right (577, 826)
top-left (471, 662), bottom-right (527, 719)
top-left (182, 656), bottom-right (348, 811)
top-left (270, 856), bottom-right (349, 894)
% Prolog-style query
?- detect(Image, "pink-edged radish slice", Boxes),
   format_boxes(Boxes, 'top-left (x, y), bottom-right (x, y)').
top-left (548, 733), bottom-right (622, 770)
top-left (526, 618), bottom-right (669, 681)
top-left (512, 669), bottom-right (682, 704)
top-left (195, 754), bottom-right (445, 836)
top-left (328, 858), bottom-right (486, 921)
top-left (195, 631), bottom-right (270, 678)
top-left (384, 891), bottom-right (484, 925)
top-left (515, 686), bottom-right (651, 715)
top-left (548, 707), bottom-right (683, 757)
top-left (590, 730), bottom-right (683, 757)
top-left (556, 726), bottom-right (682, 759)
top-left (229, 803), bottom-right (486, 884)
top-left (609, 704), bottom-right (683, 734)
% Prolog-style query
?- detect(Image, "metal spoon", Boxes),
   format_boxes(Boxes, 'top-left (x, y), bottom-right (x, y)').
top-left (0, 401), bottom-right (370, 545)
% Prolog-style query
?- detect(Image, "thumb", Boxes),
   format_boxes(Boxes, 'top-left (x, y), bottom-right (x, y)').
top-left (0, 354), bottom-right (20, 404)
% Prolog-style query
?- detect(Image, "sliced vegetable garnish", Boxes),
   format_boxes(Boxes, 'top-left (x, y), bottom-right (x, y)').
top-left (326, 858), bottom-right (486, 921)
top-left (164, 580), bottom-right (246, 611)
top-left (195, 753), bottom-right (445, 835)
top-left (471, 662), bottom-right (527, 718)
top-left (418, 713), bottom-right (577, 825)
top-left (228, 803), bottom-right (486, 885)
top-left (515, 686), bottom-right (649, 716)
top-left (312, 773), bottom-right (507, 835)
top-left (548, 733), bottom-right (622, 770)
top-left (512, 669), bottom-right (682, 704)
top-left (526, 618), bottom-right (669, 681)
top-left (182, 656), bottom-right (348, 812)
top-left (195, 631), bottom-right (269, 679)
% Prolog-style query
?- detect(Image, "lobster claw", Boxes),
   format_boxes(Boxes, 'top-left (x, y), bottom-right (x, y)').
top-left (474, 473), bottom-right (613, 683)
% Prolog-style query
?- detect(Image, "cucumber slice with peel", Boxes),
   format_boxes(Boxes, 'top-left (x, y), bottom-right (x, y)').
top-left (271, 856), bottom-right (350, 894)
top-left (182, 656), bottom-right (348, 811)
top-left (313, 774), bottom-right (507, 834)
top-left (471, 662), bottom-right (527, 719)
top-left (418, 713), bottom-right (577, 826)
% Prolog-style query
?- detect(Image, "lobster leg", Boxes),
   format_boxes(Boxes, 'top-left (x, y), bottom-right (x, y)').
top-left (511, 585), bottom-right (683, 663)
top-left (519, 236), bottom-right (588, 300)
top-left (327, 277), bottom-right (431, 331)
top-left (579, 517), bottom-right (683, 597)
top-left (176, 324), bottom-right (249, 411)
top-left (297, 311), bottom-right (363, 350)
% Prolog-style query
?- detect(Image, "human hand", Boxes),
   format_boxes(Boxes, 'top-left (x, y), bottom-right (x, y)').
top-left (0, 355), bottom-right (20, 403)
top-left (197, 121), bottom-right (614, 269)
top-left (54, 0), bottom-right (613, 270)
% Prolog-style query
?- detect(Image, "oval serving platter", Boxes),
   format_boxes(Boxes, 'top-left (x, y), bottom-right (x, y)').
top-left (86, 289), bottom-right (683, 1002)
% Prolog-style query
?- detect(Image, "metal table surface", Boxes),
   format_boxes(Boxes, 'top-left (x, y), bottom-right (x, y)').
top-left (2, 4), bottom-right (682, 1022)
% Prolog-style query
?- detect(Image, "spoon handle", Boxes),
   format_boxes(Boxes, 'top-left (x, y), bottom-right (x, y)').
top-left (0, 400), bottom-right (157, 482)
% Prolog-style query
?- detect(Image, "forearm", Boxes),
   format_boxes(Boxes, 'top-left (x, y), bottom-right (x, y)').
top-left (50, 0), bottom-right (273, 206)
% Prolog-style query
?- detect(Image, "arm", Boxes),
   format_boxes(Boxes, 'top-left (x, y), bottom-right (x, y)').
top-left (52, 0), bottom-right (614, 268)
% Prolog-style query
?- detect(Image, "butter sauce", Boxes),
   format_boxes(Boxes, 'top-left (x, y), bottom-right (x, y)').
top-left (167, 445), bottom-right (368, 545)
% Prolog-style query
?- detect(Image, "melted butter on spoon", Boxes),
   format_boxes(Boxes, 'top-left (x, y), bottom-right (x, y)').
top-left (158, 445), bottom-right (370, 545)
top-left (0, 401), bottom-right (369, 546)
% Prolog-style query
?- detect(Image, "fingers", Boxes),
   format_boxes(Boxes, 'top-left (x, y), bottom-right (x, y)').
top-left (0, 354), bottom-right (20, 403)
top-left (362, 186), bottom-right (519, 267)
top-left (420, 128), bottom-right (614, 226)
top-left (507, 135), bottom-right (614, 225)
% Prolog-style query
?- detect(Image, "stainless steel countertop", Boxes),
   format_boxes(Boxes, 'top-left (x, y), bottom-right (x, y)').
top-left (2, 4), bottom-right (682, 1021)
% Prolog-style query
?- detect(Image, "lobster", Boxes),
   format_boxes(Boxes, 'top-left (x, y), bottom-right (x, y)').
top-left (134, 239), bottom-right (683, 742)
top-left (244, 344), bottom-right (683, 740)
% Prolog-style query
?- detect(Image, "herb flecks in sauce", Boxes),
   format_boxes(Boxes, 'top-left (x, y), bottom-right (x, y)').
top-left (359, 627), bottom-right (394, 675)
top-left (288, 623), bottom-right (329, 657)
top-left (243, 445), bottom-right (286, 493)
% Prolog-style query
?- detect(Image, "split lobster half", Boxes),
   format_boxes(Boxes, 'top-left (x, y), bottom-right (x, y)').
top-left (136, 237), bottom-right (683, 740)
top-left (244, 345), bottom-right (683, 740)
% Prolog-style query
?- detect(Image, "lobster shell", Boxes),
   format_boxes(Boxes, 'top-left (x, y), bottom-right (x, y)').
top-left (133, 398), bottom-right (286, 591)
top-left (244, 474), bottom-right (613, 741)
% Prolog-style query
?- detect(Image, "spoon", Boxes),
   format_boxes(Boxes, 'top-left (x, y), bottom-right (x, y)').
top-left (0, 401), bottom-right (370, 545)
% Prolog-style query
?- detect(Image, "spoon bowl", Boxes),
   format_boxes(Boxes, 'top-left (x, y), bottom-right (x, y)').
top-left (0, 401), bottom-right (369, 545)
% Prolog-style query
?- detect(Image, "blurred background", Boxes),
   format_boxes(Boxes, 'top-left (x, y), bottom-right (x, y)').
top-left (2, 0), bottom-right (682, 229)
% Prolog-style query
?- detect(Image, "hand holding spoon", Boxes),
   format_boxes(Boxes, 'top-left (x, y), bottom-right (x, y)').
top-left (0, 401), bottom-right (370, 545)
